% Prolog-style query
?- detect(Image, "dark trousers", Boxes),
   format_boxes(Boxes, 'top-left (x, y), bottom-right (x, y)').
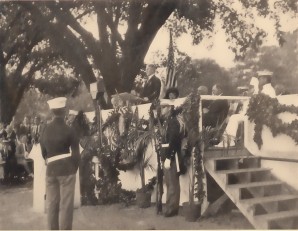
top-left (164, 159), bottom-right (180, 215)
top-left (46, 174), bottom-right (76, 230)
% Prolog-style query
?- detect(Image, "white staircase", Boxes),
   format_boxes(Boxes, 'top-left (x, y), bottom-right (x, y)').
top-left (204, 154), bottom-right (298, 229)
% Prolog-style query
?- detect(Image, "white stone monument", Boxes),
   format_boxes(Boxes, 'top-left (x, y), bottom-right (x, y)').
top-left (29, 144), bottom-right (81, 213)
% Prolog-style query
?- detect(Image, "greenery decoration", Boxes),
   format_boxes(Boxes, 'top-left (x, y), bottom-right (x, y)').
top-left (180, 89), bottom-right (206, 204)
top-left (84, 90), bottom-right (207, 206)
top-left (246, 93), bottom-right (298, 149)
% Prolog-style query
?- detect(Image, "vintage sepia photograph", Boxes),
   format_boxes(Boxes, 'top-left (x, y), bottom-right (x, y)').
top-left (0, 0), bottom-right (298, 230)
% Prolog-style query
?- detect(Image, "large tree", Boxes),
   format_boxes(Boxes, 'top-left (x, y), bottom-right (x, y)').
top-left (0, 3), bottom-right (81, 123)
top-left (1, 0), bottom-right (297, 122)
top-left (21, 0), bottom-right (297, 94)
top-left (0, 3), bottom-right (47, 123)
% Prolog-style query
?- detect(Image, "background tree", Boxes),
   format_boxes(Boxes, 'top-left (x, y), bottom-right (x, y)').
top-left (1, 1), bottom-right (297, 123)
top-left (176, 58), bottom-right (235, 96)
top-left (0, 3), bottom-right (80, 124)
top-left (228, 29), bottom-right (298, 93)
top-left (16, 82), bottom-right (94, 124)
top-left (21, 0), bottom-right (297, 95)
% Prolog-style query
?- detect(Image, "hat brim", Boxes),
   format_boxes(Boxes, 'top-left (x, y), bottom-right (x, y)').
top-left (164, 88), bottom-right (179, 99)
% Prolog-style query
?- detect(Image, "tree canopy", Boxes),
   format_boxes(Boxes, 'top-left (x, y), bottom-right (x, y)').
top-left (1, 0), bottom-right (297, 123)
top-left (229, 29), bottom-right (298, 93)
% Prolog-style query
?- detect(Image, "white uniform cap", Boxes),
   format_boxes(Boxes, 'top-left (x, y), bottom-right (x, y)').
top-left (47, 97), bottom-right (67, 109)
top-left (69, 110), bottom-right (78, 116)
top-left (257, 70), bottom-right (273, 77)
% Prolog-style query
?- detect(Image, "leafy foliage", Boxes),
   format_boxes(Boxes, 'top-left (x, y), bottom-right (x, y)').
top-left (229, 30), bottom-right (298, 94)
top-left (180, 89), bottom-right (206, 204)
top-left (246, 93), bottom-right (298, 149)
top-left (1, 1), bottom-right (297, 123)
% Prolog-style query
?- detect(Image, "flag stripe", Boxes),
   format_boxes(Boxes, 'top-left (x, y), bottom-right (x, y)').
top-left (165, 30), bottom-right (177, 89)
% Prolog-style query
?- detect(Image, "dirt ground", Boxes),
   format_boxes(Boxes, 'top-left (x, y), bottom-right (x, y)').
top-left (0, 181), bottom-right (253, 230)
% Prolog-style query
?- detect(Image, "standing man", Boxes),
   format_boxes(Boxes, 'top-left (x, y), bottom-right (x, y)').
top-left (140, 64), bottom-right (161, 102)
top-left (17, 116), bottom-right (32, 146)
top-left (202, 84), bottom-right (229, 128)
top-left (31, 116), bottom-right (42, 145)
top-left (257, 70), bottom-right (276, 98)
top-left (40, 97), bottom-right (80, 230)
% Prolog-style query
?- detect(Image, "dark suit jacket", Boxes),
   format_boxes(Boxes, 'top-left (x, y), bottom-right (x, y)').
top-left (40, 117), bottom-right (80, 176)
top-left (140, 75), bottom-right (161, 102)
top-left (31, 123), bottom-right (46, 144)
top-left (203, 99), bottom-right (229, 128)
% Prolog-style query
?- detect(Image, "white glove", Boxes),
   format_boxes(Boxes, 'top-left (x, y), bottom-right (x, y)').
top-left (164, 159), bottom-right (171, 169)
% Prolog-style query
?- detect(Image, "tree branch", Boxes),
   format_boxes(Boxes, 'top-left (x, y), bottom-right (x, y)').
top-left (23, 2), bottom-right (97, 85)
top-left (94, 2), bottom-right (110, 50)
top-left (105, 4), bottom-right (124, 49)
top-left (14, 31), bottom-right (42, 77)
top-left (47, 2), bottom-right (102, 59)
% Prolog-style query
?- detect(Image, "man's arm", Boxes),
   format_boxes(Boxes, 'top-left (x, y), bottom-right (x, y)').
top-left (70, 129), bottom-right (80, 170)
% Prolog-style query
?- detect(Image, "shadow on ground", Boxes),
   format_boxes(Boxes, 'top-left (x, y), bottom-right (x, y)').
top-left (0, 182), bottom-right (252, 230)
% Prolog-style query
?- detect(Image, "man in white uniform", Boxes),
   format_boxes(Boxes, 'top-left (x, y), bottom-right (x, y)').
top-left (257, 70), bottom-right (276, 98)
top-left (216, 71), bottom-right (276, 147)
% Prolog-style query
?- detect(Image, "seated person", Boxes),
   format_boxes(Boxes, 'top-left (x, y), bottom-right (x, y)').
top-left (258, 71), bottom-right (276, 97)
top-left (202, 84), bottom-right (229, 128)
top-left (216, 73), bottom-right (275, 147)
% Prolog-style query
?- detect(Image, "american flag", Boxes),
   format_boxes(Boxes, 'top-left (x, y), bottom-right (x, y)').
top-left (165, 30), bottom-right (177, 89)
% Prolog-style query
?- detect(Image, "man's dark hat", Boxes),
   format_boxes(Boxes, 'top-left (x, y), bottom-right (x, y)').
top-left (164, 87), bottom-right (179, 99)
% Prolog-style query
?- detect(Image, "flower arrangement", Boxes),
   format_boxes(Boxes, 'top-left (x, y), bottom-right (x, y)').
top-left (246, 93), bottom-right (298, 149)
top-left (132, 72), bottom-right (146, 96)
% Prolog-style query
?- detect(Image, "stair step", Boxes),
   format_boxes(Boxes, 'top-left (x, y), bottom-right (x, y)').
top-left (254, 209), bottom-right (298, 221)
top-left (209, 155), bottom-right (256, 161)
top-left (206, 155), bottom-right (260, 171)
top-left (228, 180), bottom-right (282, 189)
top-left (241, 194), bottom-right (298, 205)
top-left (216, 167), bottom-right (270, 174)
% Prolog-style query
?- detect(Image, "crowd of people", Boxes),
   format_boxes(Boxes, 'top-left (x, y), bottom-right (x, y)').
top-left (0, 115), bottom-right (43, 183)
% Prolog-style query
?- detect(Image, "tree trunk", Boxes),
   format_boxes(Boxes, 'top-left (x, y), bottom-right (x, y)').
top-left (0, 84), bottom-right (22, 125)
top-left (23, 1), bottom-right (177, 104)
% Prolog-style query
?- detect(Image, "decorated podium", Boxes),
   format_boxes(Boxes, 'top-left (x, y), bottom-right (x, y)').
top-left (100, 96), bottom-right (193, 205)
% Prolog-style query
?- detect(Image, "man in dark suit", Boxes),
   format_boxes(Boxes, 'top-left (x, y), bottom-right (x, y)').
top-left (31, 116), bottom-right (43, 145)
top-left (40, 97), bottom-right (80, 230)
top-left (203, 84), bottom-right (229, 128)
top-left (140, 64), bottom-right (161, 102)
